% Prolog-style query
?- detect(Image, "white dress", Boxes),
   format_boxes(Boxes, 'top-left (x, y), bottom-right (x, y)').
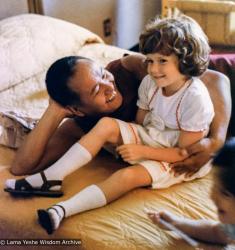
top-left (136, 74), bottom-right (214, 147)
top-left (115, 74), bottom-right (215, 189)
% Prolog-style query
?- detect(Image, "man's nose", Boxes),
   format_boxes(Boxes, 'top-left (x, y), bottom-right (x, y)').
top-left (100, 80), bottom-right (114, 92)
top-left (210, 189), bottom-right (218, 206)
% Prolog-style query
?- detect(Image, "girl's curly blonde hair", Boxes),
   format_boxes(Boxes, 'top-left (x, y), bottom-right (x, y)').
top-left (139, 15), bottom-right (211, 76)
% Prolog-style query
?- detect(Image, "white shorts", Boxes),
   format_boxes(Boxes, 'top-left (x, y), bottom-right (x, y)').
top-left (115, 119), bottom-right (212, 189)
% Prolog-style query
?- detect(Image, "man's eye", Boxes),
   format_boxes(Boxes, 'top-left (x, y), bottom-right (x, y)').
top-left (220, 188), bottom-right (233, 198)
top-left (145, 59), bottom-right (153, 64)
top-left (102, 70), bottom-right (107, 79)
top-left (94, 85), bottom-right (100, 95)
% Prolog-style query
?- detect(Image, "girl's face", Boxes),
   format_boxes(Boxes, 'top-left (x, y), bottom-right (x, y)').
top-left (210, 175), bottom-right (235, 224)
top-left (145, 53), bottom-right (188, 95)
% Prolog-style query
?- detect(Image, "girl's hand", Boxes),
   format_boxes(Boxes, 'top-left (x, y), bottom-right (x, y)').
top-left (147, 210), bottom-right (179, 230)
top-left (116, 144), bottom-right (146, 162)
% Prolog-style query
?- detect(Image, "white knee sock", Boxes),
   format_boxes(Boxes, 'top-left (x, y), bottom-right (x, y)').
top-left (5, 143), bottom-right (92, 190)
top-left (45, 143), bottom-right (92, 180)
top-left (48, 185), bottom-right (107, 230)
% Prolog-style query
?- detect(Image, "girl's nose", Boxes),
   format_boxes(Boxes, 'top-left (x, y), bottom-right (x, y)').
top-left (149, 63), bottom-right (159, 75)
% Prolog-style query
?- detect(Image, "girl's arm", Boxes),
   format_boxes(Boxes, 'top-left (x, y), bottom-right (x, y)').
top-left (135, 108), bottom-right (149, 124)
top-left (172, 71), bottom-right (231, 175)
top-left (134, 108), bottom-right (195, 163)
top-left (140, 130), bottom-right (205, 163)
top-left (149, 211), bottom-right (229, 245)
top-left (118, 105), bottom-right (206, 163)
top-left (117, 125), bottom-right (205, 163)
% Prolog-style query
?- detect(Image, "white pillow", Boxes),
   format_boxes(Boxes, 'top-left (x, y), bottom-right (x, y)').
top-left (0, 14), bottom-right (103, 92)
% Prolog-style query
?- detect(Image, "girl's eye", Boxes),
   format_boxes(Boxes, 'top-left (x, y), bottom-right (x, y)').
top-left (159, 59), bottom-right (167, 64)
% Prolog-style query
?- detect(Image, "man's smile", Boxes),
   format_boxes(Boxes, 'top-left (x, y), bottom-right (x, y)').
top-left (106, 90), bottom-right (117, 103)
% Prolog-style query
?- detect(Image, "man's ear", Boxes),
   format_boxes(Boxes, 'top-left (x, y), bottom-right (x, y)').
top-left (67, 106), bottom-right (85, 117)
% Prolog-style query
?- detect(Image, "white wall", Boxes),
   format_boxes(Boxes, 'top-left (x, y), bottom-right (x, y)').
top-left (0, 0), bottom-right (28, 20)
top-left (114, 0), bottom-right (161, 49)
top-left (42, 0), bottom-right (161, 48)
top-left (42, 0), bottom-right (116, 44)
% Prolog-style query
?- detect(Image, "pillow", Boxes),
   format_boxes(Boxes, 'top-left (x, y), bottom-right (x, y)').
top-left (0, 14), bottom-right (103, 92)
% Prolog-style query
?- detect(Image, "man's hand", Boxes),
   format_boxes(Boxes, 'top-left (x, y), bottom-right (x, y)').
top-left (48, 98), bottom-right (74, 118)
top-left (170, 138), bottom-right (220, 178)
top-left (116, 144), bottom-right (146, 162)
top-left (11, 98), bottom-right (75, 175)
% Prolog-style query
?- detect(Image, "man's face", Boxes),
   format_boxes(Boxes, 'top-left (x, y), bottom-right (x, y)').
top-left (69, 59), bottom-right (123, 116)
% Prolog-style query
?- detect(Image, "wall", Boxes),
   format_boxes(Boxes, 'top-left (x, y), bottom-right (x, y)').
top-left (0, 0), bottom-right (162, 49)
top-left (0, 0), bottom-right (28, 20)
top-left (114, 0), bottom-right (161, 49)
top-left (42, 0), bottom-right (115, 44)
top-left (42, 0), bottom-right (161, 48)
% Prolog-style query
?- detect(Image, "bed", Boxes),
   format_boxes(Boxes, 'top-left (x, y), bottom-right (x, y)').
top-left (0, 14), bottom-right (227, 250)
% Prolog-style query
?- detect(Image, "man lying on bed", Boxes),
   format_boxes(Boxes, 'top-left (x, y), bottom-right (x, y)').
top-left (9, 54), bottom-right (231, 178)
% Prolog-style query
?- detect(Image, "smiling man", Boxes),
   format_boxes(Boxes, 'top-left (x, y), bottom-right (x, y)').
top-left (47, 57), bottom-right (123, 116)
top-left (9, 54), bottom-right (231, 176)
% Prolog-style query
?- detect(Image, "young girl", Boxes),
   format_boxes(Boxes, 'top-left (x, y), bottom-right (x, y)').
top-left (147, 138), bottom-right (235, 247)
top-left (5, 15), bottom-right (214, 234)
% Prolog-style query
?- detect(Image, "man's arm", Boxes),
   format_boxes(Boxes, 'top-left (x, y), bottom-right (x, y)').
top-left (201, 69), bottom-right (231, 147)
top-left (172, 69), bottom-right (232, 176)
top-left (10, 101), bottom-right (81, 175)
top-left (121, 54), bottom-right (147, 80)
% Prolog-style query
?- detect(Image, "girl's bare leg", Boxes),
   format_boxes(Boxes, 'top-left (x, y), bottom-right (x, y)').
top-left (79, 117), bottom-right (123, 156)
top-left (38, 164), bottom-right (152, 234)
top-left (97, 164), bottom-right (152, 202)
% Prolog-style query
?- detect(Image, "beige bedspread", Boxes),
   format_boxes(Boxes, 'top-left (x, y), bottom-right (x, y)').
top-left (0, 150), bottom-right (218, 249)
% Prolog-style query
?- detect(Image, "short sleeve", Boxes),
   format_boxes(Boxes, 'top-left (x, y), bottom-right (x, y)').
top-left (136, 75), bottom-right (153, 110)
top-left (179, 81), bottom-right (215, 132)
